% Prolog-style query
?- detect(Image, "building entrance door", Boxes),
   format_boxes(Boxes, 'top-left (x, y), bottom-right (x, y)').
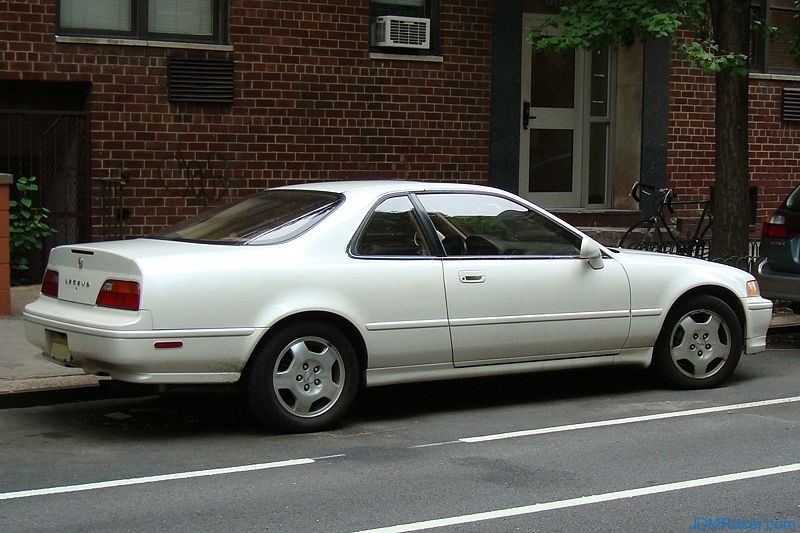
top-left (519, 13), bottom-right (612, 209)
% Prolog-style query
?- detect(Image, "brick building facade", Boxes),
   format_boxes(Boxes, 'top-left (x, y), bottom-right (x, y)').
top-left (668, 59), bottom-right (800, 226)
top-left (1, 1), bottom-right (491, 249)
top-left (1, 1), bottom-right (800, 281)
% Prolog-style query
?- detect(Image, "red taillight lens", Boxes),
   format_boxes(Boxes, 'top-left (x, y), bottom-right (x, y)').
top-left (762, 215), bottom-right (789, 239)
top-left (96, 280), bottom-right (140, 311)
top-left (41, 269), bottom-right (59, 298)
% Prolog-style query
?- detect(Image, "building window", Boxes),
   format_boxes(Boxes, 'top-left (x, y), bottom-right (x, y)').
top-left (57, 0), bottom-right (227, 44)
top-left (370, 0), bottom-right (440, 55)
top-left (751, 0), bottom-right (800, 73)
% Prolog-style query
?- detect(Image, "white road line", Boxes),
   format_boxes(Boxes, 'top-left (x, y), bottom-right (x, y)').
top-left (460, 395), bottom-right (800, 443)
top-left (0, 458), bottom-right (315, 501)
top-left (354, 463), bottom-right (800, 533)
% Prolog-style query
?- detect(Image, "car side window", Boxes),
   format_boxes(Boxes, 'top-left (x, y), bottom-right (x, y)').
top-left (417, 193), bottom-right (582, 257)
top-left (355, 196), bottom-right (431, 256)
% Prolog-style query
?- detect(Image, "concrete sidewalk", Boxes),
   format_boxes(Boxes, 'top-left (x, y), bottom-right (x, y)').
top-left (0, 286), bottom-right (107, 396)
top-left (2, 285), bottom-right (800, 397)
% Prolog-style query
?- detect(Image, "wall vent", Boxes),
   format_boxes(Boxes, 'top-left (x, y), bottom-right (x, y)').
top-left (168, 57), bottom-right (234, 104)
top-left (782, 87), bottom-right (800, 122)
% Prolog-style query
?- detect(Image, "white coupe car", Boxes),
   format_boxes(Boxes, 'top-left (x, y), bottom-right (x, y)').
top-left (24, 181), bottom-right (772, 432)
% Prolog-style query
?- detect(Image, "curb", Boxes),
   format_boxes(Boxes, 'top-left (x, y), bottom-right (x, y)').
top-left (0, 378), bottom-right (157, 409)
top-left (0, 374), bottom-right (105, 395)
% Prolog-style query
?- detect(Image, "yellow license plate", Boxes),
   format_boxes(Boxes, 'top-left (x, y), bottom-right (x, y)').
top-left (48, 331), bottom-right (72, 363)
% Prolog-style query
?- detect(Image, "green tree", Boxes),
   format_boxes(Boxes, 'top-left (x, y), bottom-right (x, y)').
top-left (528, 0), bottom-right (761, 260)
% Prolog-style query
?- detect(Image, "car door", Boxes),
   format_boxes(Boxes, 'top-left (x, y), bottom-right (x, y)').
top-left (350, 194), bottom-right (451, 370)
top-left (416, 192), bottom-right (631, 366)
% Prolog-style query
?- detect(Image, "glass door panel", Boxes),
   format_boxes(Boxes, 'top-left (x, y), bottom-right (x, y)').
top-left (532, 48), bottom-right (574, 108)
top-left (530, 129), bottom-right (573, 193)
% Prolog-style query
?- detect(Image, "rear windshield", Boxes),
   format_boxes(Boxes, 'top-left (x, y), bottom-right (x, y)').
top-left (786, 185), bottom-right (800, 210)
top-left (156, 190), bottom-right (343, 245)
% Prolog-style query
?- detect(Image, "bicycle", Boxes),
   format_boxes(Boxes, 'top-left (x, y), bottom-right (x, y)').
top-left (618, 182), bottom-right (713, 258)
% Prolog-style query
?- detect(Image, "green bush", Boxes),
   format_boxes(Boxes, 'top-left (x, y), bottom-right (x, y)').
top-left (9, 176), bottom-right (57, 277)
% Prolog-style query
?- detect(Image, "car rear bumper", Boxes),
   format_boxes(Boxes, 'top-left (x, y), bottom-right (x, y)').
top-left (757, 260), bottom-right (800, 302)
top-left (23, 309), bottom-right (265, 384)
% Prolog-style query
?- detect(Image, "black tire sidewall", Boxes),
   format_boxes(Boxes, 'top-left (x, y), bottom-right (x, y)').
top-left (247, 321), bottom-right (359, 432)
top-left (653, 295), bottom-right (743, 389)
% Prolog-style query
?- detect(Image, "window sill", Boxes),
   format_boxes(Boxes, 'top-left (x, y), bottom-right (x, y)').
top-left (55, 35), bottom-right (233, 52)
top-left (750, 72), bottom-right (800, 82)
top-left (369, 52), bottom-right (443, 63)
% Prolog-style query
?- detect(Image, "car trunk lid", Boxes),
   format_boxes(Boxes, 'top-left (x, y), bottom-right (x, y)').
top-left (46, 244), bottom-right (143, 306)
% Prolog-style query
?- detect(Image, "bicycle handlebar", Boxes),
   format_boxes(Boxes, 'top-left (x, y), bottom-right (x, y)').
top-left (629, 182), bottom-right (675, 213)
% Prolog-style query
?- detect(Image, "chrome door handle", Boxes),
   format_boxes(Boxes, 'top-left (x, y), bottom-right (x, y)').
top-left (459, 271), bottom-right (486, 283)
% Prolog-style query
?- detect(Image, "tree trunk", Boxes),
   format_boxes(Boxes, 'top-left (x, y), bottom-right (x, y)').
top-left (710, 0), bottom-right (751, 261)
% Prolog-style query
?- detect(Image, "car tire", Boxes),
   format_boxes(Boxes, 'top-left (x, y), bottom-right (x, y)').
top-left (247, 321), bottom-right (360, 432)
top-left (652, 295), bottom-right (742, 389)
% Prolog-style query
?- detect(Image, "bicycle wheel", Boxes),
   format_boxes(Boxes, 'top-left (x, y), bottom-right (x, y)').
top-left (618, 219), bottom-right (664, 251)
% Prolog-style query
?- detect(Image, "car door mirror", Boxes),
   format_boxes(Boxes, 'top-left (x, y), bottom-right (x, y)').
top-left (580, 237), bottom-right (604, 270)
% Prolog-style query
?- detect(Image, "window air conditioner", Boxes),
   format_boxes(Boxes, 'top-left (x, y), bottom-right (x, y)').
top-left (372, 16), bottom-right (431, 50)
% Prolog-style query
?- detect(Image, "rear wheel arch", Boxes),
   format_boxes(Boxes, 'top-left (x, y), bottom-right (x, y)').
top-left (243, 311), bottom-right (369, 432)
top-left (245, 311), bottom-right (368, 387)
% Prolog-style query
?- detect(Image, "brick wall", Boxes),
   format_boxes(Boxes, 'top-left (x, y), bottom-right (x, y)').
top-left (668, 53), bottom-right (800, 230)
top-left (0, 1), bottom-right (492, 238)
top-left (0, 174), bottom-right (10, 317)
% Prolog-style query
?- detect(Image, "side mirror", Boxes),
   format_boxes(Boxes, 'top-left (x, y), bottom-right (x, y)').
top-left (580, 237), bottom-right (604, 270)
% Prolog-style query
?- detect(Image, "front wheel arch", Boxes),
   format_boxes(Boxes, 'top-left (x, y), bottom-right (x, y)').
top-left (652, 293), bottom-right (744, 389)
top-left (665, 286), bottom-right (747, 337)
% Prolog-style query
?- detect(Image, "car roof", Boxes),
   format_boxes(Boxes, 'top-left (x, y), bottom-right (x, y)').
top-left (276, 180), bottom-right (499, 196)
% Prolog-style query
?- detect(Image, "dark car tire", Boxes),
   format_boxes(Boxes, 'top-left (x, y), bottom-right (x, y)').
top-left (652, 295), bottom-right (742, 389)
top-left (247, 321), bottom-right (360, 433)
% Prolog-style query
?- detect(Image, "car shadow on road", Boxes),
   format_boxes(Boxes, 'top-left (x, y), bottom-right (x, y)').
top-left (22, 353), bottom-right (780, 437)
top-left (350, 365), bottom-right (659, 424)
top-left (16, 366), bottom-right (659, 438)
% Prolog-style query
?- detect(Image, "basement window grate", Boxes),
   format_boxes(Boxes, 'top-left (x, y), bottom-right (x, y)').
top-left (168, 57), bottom-right (234, 104)
top-left (782, 87), bottom-right (800, 122)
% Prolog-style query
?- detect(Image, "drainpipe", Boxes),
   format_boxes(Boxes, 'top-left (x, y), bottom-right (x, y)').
top-left (0, 173), bottom-right (12, 317)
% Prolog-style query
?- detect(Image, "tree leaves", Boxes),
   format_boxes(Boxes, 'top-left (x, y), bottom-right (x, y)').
top-left (527, 0), bottom-right (752, 76)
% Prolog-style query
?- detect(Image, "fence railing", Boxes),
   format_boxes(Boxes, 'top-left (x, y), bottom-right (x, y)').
top-left (624, 238), bottom-right (761, 274)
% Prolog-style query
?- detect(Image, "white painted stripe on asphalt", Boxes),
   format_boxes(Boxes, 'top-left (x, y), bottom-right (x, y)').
top-left (0, 458), bottom-right (315, 501)
top-left (354, 463), bottom-right (800, 533)
top-left (460, 395), bottom-right (800, 443)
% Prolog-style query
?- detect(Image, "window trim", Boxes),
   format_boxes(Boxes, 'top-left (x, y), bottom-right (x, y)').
top-left (750, 0), bottom-right (800, 74)
top-left (413, 191), bottom-right (585, 259)
top-left (350, 193), bottom-right (440, 259)
top-left (56, 0), bottom-right (228, 46)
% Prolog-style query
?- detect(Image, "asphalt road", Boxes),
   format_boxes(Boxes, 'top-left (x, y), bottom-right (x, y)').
top-left (1, 337), bottom-right (798, 532)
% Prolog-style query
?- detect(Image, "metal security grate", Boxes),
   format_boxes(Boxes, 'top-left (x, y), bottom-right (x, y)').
top-left (168, 57), bottom-right (234, 104)
top-left (782, 87), bottom-right (800, 122)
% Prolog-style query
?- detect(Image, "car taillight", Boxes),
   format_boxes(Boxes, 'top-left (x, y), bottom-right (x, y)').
top-left (762, 215), bottom-right (789, 239)
top-left (96, 280), bottom-right (140, 311)
top-left (41, 269), bottom-right (59, 298)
